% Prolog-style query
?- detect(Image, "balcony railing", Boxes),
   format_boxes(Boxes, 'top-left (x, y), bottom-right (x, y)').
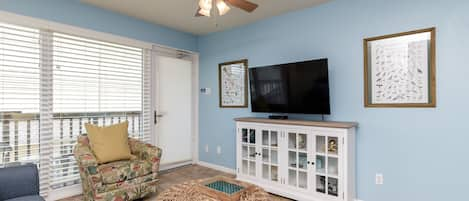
top-left (0, 111), bottom-right (142, 188)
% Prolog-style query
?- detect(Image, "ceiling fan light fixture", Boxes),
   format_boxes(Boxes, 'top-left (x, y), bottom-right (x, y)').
top-left (198, 0), bottom-right (212, 10)
top-left (198, 8), bottom-right (211, 17)
top-left (216, 0), bottom-right (230, 16)
top-left (198, 0), bottom-right (212, 16)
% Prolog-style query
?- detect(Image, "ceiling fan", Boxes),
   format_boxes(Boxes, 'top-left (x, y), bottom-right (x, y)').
top-left (195, 0), bottom-right (258, 17)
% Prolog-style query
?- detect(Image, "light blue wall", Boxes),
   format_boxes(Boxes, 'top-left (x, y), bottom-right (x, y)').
top-left (0, 0), bottom-right (197, 51)
top-left (198, 0), bottom-right (469, 200)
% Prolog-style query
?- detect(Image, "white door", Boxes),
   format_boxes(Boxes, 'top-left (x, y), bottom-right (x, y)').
top-left (156, 55), bottom-right (193, 166)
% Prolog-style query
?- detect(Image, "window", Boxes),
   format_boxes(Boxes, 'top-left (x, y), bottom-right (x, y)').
top-left (0, 23), bottom-right (41, 166)
top-left (51, 32), bottom-right (149, 188)
top-left (0, 22), bottom-right (152, 193)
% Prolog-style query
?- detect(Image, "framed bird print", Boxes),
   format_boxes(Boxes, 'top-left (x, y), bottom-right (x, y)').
top-left (219, 59), bottom-right (248, 108)
top-left (364, 27), bottom-right (436, 107)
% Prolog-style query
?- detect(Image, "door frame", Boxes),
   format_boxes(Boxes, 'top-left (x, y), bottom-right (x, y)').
top-left (151, 45), bottom-right (199, 169)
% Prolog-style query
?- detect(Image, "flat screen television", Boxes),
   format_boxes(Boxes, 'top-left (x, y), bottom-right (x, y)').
top-left (249, 58), bottom-right (330, 115)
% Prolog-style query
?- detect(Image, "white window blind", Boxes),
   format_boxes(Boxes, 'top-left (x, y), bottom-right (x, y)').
top-left (0, 23), bottom-right (52, 195)
top-left (50, 32), bottom-right (148, 188)
top-left (0, 21), bottom-right (153, 194)
top-left (0, 23), bottom-right (41, 168)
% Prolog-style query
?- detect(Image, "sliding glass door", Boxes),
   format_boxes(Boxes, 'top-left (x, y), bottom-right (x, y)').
top-left (0, 22), bottom-right (152, 194)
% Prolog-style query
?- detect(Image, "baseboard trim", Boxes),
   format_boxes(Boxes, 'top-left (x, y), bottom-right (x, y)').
top-left (160, 160), bottom-right (193, 171)
top-left (197, 161), bottom-right (236, 174)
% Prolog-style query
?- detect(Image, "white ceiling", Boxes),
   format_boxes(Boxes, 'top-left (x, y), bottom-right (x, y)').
top-left (81, 0), bottom-right (330, 35)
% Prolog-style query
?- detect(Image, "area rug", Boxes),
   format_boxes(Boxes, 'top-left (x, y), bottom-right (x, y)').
top-left (156, 176), bottom-right (273, 201)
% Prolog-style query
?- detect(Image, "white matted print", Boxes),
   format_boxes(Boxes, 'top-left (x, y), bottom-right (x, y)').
top-left (364, 28), bottom-right (436, 107)
top-left (219, 59), bottom-right (248, 107)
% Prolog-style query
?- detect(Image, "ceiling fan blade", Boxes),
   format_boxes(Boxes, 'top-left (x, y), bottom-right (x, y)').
top-left (226, 0), bottom-right (258, 12)
top-left (195, 7), bottom-right (203, 17)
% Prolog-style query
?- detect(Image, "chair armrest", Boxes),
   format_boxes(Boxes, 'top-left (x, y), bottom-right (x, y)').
top-left (74, 136), bottom-right (98, 168)
top-left (73, 135), bottom-right (102, 189)
top-left (129, 138), bottom-right (162, 172)
top-left (0, 164), bottom-right (40, 200)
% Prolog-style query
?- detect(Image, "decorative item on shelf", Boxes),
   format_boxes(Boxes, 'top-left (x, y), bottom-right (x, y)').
top-left (316, 157), bottom-right (323, 170)
top-left (219, 59), bottom-right (248, 108)
top-left (328, 139), bottom-right (338, 153)
top-left (249, 152), bottom-right (256, 158)
top-left (299, 156), bottom-right (307, 169)
top-left (298, 136), bottom-right (306, 150)
top-left (317, 176), bottom-right (326, 193)
top-left (328, 178), bottom-right (338, 196)
top-left (272, 168), bottom-right (278, 180)
top-left (249, 129), bottom-right (255, 143)
top-left (364, 27), bottom-right (436, 107)
top-left (271, 141), bottom-right (278, 147)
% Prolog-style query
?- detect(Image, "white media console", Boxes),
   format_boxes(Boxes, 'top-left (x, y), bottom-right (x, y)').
top-left (235, 117), bottom-right (357, 201)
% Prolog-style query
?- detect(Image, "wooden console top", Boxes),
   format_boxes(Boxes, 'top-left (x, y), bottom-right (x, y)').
top-left (234, 117), bottom-right (358, 129)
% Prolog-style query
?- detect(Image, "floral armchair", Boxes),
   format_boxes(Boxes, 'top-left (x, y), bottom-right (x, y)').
top-left (74, 135), bottom-right (162, 201)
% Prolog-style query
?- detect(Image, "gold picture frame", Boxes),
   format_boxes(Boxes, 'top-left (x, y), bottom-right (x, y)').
top-left (364, 27), bottom-right (436, 107)
top-left (218, 59), bottom-right (248, 108)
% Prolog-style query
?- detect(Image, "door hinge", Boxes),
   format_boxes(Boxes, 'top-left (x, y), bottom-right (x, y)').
top-left (154, 110), bottom-right (157, 125)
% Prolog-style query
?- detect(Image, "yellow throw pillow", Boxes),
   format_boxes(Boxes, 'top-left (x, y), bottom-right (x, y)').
top-left (85, 121), bottom-right (132, 164)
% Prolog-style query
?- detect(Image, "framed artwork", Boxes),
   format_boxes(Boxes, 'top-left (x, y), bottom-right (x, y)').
top-left (219, 59), bottom-right (248, 108)
top-left (364, 27), bottom-right (436, 107)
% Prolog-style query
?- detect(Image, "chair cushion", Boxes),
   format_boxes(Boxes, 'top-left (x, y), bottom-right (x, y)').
top-left (98, 159), bottom-right (153, 184)
top-left (85, 121), bottom-right (132, 164)
top-left (5, 195), bottom-right (45, 201)
top-left (0, 164), bottom-right (39, 200)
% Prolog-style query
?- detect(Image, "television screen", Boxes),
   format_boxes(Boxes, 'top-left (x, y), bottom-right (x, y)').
top-left (249, 59), bottom-right (330, 114)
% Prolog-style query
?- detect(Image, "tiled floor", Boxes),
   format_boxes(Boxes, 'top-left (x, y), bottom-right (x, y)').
top-left (59, 165), bottom-right (292, 201)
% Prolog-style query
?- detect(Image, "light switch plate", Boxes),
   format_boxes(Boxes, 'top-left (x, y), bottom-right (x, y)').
top-left (200, 88), bottom-right (211, 95)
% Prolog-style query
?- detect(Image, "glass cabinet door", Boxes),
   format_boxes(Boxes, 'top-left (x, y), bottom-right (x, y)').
top-left (287, 131), bottom-right (309, 190)
top-left (240, 128), bottom-right (257, 177)
top-left (315, 135), bottom-right (340, 197)
top-left (260, 129), bottom-right (279, 183)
